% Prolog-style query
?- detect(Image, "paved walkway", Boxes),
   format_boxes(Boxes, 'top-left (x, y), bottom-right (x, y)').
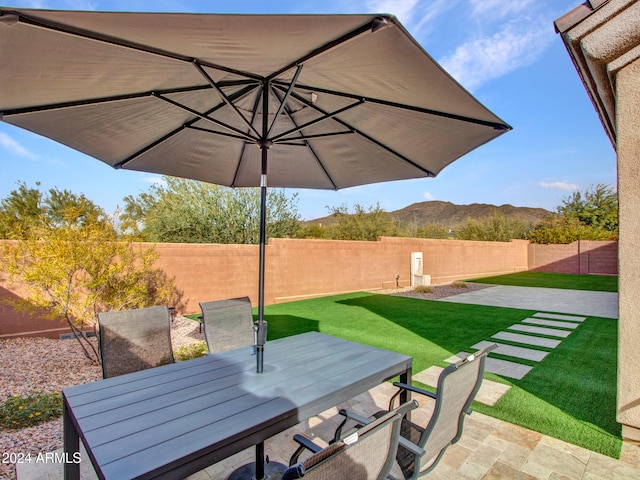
top-left (18, 284), bottom-right (637, 479)
top-left (18, 383), bottom-right (640, 479)
top-left (437, 285), bottom-right (619, 319)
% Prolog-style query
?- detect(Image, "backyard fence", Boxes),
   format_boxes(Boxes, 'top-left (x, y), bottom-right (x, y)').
top-left (0, 238), bottom-right (617, 338)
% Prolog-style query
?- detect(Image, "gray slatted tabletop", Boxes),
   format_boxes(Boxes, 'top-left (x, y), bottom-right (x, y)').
top-left (63, 331), bottom-right (412, 479)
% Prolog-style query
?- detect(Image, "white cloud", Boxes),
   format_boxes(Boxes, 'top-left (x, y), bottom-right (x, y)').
top-left (365, 0), bottom-right (455, 37)
top-left (469, 0), bottom-right (535, 19)
top-left (439, 18), bottom-right (553, 91)
top-left (539, 181), bottom-right (579, 190)
top-left (366, 0), bottom-right (419, 22)
top-left (142, 175), bottom-right (167, 186)
top-left (0, 132), bottom-right (38, 160)
top-left (423, 191), bottom-right (434, 200)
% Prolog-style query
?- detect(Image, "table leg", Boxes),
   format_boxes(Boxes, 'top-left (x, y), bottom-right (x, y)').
top-left (63, 400), bottom-right (80, 480)
top-left (399, 367), bottom-right (412, 404)
top-left (225, 442), bottom-right (287, 480)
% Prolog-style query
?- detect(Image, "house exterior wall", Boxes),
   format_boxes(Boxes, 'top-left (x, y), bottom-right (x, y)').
top-left (616, 55), bottom-right (640, 442)
top-left (555, 0), bottom-right (640, 442)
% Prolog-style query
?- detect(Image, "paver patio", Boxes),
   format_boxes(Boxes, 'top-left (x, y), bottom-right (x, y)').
top-left (18, 383), bottom-right (640, 480)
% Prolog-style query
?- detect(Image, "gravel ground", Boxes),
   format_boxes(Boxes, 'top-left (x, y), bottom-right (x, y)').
top-left (0, 284), bottom-right (489, 479)
top-left (0, 317), bottom-right (204, 480)
top-left (382, 281), bottom-right (494, 299)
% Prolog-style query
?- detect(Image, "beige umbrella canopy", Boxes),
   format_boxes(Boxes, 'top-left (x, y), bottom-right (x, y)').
top-left (0, 7), bottom-right (511, 372)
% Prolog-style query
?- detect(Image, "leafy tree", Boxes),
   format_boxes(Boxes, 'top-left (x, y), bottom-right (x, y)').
top-left (557, 183), bottom-right (618, 232)
top-left (118, 177), bottom-right (300, 243)
top-left (528, 184), bottom-right (618, 244)
top-left (322, 203), bottom-right (400, 241)
top-left (412, 224), bottom-right (451, 239)
top-left (1, 198), bottom-right (177, 363)
top-left (528, 215), bottom-right (617, 244)
top-left (455, 211), bottom-right (533, 242)
top-left (0, 182), bottom-right (107, 239)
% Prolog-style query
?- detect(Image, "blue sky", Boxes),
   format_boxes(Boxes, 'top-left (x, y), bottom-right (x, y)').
top-left (0, 0), bottom-right (617, 220)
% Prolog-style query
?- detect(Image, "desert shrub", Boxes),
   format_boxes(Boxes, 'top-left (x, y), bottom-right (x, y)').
top-left (451, 281), bottom-right (468, 288)
top-left (0, 391), bottom-right (63, 429)
top-left (173, 341), bottom-right (208, 361)
top-left (414, 285), bottom-right (432, 293)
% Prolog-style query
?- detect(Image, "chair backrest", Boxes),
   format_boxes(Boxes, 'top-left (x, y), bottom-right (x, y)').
top-left (97, 305), bottom-right (174, 379)
top-left (199, 296), bottom-right (256, 353)
top-left (286, 401), bottom-right (418, 480)
top-left (416, 344), bottom-right (495, 474)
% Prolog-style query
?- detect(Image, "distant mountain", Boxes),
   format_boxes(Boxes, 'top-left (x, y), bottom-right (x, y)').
top-left (304, 200), bottom-right (554, 230)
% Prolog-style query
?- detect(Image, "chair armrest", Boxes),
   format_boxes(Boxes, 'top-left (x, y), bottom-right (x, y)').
top-left (398, 436), bottom-right (426, 457)
top-left (388, 381), bottom-right (437, 410)
top-left (289, 433), bottom-right (323, 466)
top-left (332, 409), bottom-right (374, 444)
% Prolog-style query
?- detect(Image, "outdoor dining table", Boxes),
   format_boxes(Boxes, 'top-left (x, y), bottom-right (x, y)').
top-left (62, 331), bottom-right (413, 479)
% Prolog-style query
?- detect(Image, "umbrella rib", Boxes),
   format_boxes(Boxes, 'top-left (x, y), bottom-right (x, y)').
top-left (272, 81), bottom-right (512, 131)
top-left (115, 84), bottom-right (261, 169)
top-left (286, 89), bottom-right (437, 177)
top-left (6, 9), bottom-right (264, 82)
top-left (270, 95), bottom-right (364, 142)
top-left (270, 86), bottom-right (338, 190)
top-left (267, 64), bottom-right (303, 138)
top-left (192, 60), bottom-right (261, 138)
top-left (231, 85), bottom-right (265, 187)
top-left (267, 16), bottom-right (390, 81)
top-left (153, 92), bottom-right (259, 142)
top-left (187, 125), bottom-right (253, 142)
top-left (0, 85), bottom-right (212, 117)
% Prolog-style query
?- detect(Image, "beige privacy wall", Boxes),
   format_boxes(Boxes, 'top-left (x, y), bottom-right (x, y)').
top-left (1, 237), bottom-right (618, 339)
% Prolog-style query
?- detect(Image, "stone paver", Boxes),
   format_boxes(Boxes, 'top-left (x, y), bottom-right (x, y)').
top-left (509, 324), bottom-right (573, 338)
top-left (533, 312), bottom-right (587, 322)
top-left (523, 317), bottom-right (580, 329)
top-left (19, 383), bottom-right (640, 480)
top-left (472, 340), bottom-right (549, 362)
top-left (414, 365), bottom-right (511, 405)
top-left (438, 285), bottom-right (617, 319)
top-left (492, 331), bottom-right (562, 349)
top-left (485, 357), bottom-right (533, 380)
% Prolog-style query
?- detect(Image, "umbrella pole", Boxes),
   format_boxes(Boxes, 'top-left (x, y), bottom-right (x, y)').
top-left (256, 143), bottom-right (269, 375)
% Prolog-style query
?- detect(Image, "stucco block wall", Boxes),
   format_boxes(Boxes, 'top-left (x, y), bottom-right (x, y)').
top-left (616, 56), bottom-right (640, 440)
top-left (152, 237), bottom-right (529, 311)
top-left (529, 241), bottom-right (618, 275)
top-left (0, 237), bottom-right (616, 338)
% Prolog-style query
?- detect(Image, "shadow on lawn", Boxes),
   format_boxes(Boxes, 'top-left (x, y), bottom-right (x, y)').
top-left (263, 314), bottom-right (320, 340)
top-left (331, 293), bottom-right (621, 450)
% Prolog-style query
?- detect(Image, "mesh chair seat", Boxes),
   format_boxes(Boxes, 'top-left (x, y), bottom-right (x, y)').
top-left (282, 401), bottom-right (419, 480)
top-left (199, 297), bottom-right (256, 353)
top-left (97, 305), bottom-right (174, 379)
top-left (335, 344), bottom-right (497, 479)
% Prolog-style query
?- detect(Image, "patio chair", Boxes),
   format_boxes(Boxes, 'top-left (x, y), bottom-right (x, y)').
top-left (199, 296), bottom-right (256, 353)
top-left (333, 343), bottom-right (497, 480)
top-left (97, 305), bottom-right (175, 379)
top-left (281, 400), bottom-right (420, 480)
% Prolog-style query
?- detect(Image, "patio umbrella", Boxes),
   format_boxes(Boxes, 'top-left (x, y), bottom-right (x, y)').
top-left (0, 8), bottom-right (511, 377)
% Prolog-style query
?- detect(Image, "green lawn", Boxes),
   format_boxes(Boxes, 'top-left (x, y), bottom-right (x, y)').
top-left (261, 291), bottom-right (620, 458)
top-left (466, 271), bottom-right (618, 292)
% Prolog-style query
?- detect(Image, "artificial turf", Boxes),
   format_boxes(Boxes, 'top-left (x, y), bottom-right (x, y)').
top-left (466, 271), bottom-right (618, 292)
top-left (261, 291), bottom-right (621, 458)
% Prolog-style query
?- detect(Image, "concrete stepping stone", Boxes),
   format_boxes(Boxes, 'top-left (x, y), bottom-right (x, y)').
top-left (492, 331), bottom-right (561, 349)
top-left (522, 318), bottom-right (580, 329)
top-left (472, 340), bottom-right (548, 362)
top-left (508, 324), bottom-right (572, 338)
top-left (414, 364), bottom-right (511, 405)
top-left (533, 312), bottom-right (586, 322)
top-left (485, 357), bottom-right (533, 380)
